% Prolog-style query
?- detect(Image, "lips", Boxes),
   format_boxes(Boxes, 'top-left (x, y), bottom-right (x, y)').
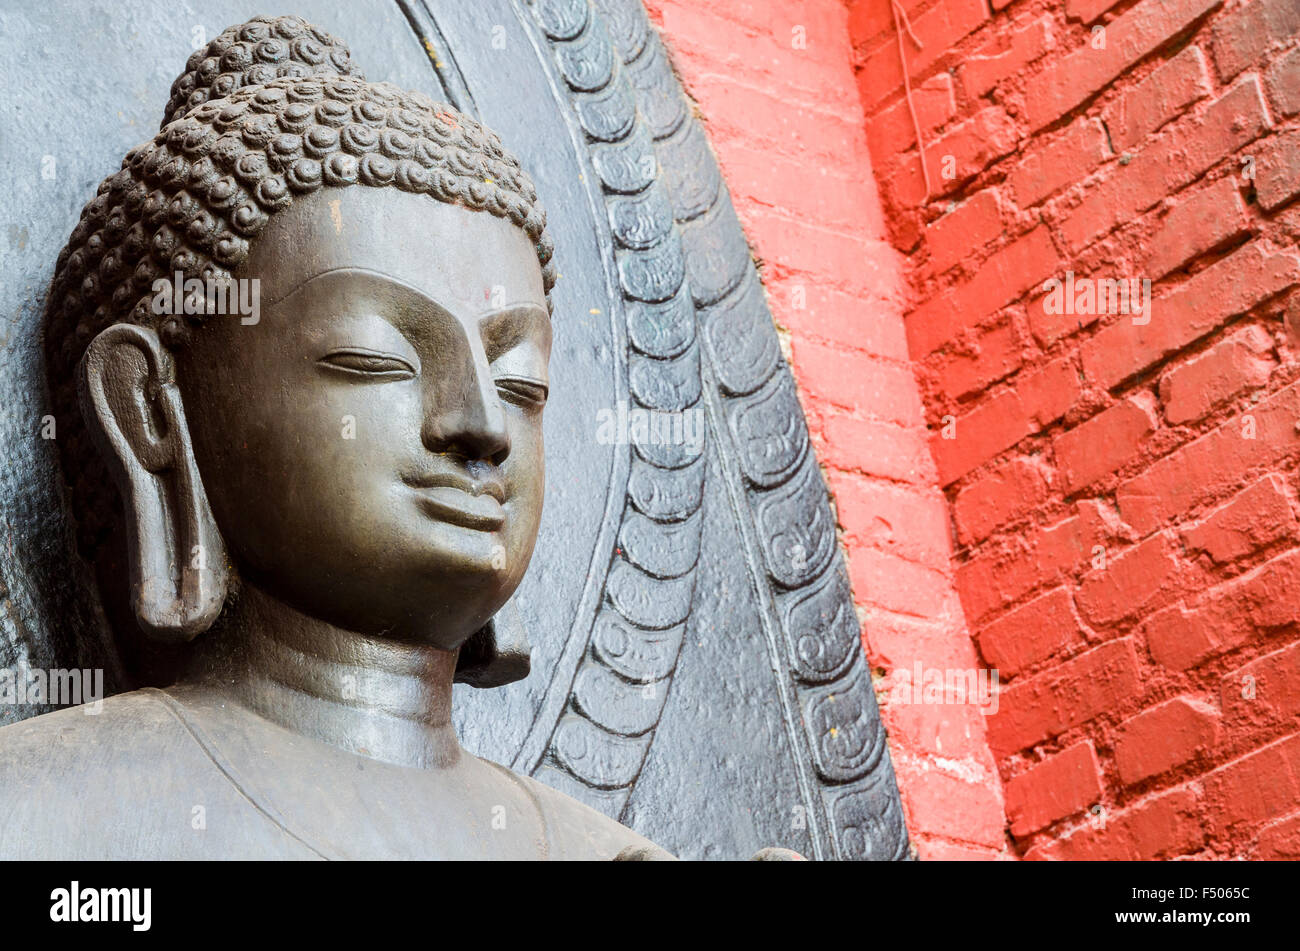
top-left (404, 471), bottom-right (506, 531)
top-left (412, 485), bottom-right (505, 530)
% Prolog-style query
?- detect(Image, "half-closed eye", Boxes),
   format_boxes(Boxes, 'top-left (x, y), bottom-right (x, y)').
top-left (318, 347), bottom-right (418, 381)
top-left (494, 374), bottom-right (548, 408)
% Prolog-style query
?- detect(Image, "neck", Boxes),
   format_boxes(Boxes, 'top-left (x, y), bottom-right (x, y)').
top-left (184, 581), bottom-right (462, 770)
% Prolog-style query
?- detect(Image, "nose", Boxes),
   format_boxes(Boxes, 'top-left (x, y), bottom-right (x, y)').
top-left (420, 332), bottom-right (511, 466)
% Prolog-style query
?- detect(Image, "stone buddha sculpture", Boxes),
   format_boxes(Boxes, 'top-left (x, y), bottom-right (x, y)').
top-left (0, 14), bottom-right (676, 860)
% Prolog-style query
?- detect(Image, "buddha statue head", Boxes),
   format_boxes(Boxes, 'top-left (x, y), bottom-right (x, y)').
top-left (45, 14), bottom-right (554, 689)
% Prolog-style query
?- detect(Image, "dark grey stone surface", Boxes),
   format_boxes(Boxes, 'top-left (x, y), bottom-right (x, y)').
top-left (0, 0), bottom-right (909, 860)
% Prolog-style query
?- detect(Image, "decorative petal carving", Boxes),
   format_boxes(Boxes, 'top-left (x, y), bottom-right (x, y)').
top-left (725, 370), bottom-right (809, 489)
top-left (591, 609), bottom-right (685, 682)
top-left (627, 452), bottom-right (704, 522)
top-left (779, 565), bottom-right (860, 686)
top-left (573, 662), bottom-right (670, 736)
top-left (551, 712), bottom-right (651, 788)
top-left (803, 662), bottom-right (888, 784)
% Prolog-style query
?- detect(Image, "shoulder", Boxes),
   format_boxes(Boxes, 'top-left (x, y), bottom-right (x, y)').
top-left (0, 688), bottom-right (190, 776)
top-left (489, 763), bottom-right (676, 860)
top-left (0, 689), bottom-right (305, 859)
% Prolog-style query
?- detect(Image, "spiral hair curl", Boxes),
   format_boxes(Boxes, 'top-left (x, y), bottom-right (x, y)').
top-left (45, 14), bottom-right (555, 558)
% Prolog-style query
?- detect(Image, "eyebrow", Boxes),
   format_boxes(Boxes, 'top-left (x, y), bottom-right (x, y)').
top-left (263, 266), bottom-right (549, 327)
top-left (478, 302), bottom-right (551, 343)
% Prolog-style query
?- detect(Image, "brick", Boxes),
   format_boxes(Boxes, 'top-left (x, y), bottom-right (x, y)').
top-left (1018, 356), bottom-right (1083, 427)
top-left (986, 639), bottom-right (1141, 755)
top-left (1256, 812), bottom-right (1300, 858)
top-left (960, 16), bottom-right (1055, 99)
top-left (1114, 697), bottom-right (1220, 785)
top-left (1159, 325), bottom-right (1275, 424)
top-left (1082, 240), bottom-right (1300, 392)
top-left (1029, 788), bottom-right (1204, 859)
top-left (1145, 549), bottom-right (1300, 670)
top-left (878, 157), bottom-right (929, 226)
top-left (657, 3), bottom-right (860, 111)
top-left (928, 355), bottom-right (1080, 486)
top-left (792, 338), bottom-right (924, 422)
top-left (953, 455), bottom-right (1053, 546)
top-left (855, 0), bottom-right (990, 112)
top-left (1208, 0), bottom-right (1300, 81)
top-left (1182, 473), bottom-right (1296, 564)
top-left (716, 139), bottom-right (878, 235)
top-left (1026, 272), bottom-right (1103, 346)
top-left (766, 274), bottom-right (911, 361)
top-left (847, 546), bottom-right (954, 619)
top-left (956, 503), bottom-right (1109, 621)
top-left (1006, 742), bottom-right (1103, 837)
top-left (652, 0), bottom-right (846, 37)
top-left (827, 471), bottom-right (952, 570)
top-left (744, 206), bottom-right (898, 291)
top-left (1288, 286), bottom-right (1300, 336)
top-left (688, 74), bottom-right (872, 166)
top-left (1120, 788), bottom-right (1205, 858)
top-left (866, 608), bottom-right (983, 673)
top-left (1024, 0), bottom-right (1223, 132)
top-left (927, 320), bottom-right (1024, 401)
top-left (846, 0), bottom-right (926, 49)
top-left (896, 764), bottom-right (1006, 846)
top-left (1142, 176), bottom-right (1250, 279)
top-left (822, 412), bottom-right (936, 484)
top-left (1142, 602), bottom-right (1220, 671)
top-left (1264, 45), bottom-right (1300, 118)
top-left (1006, 117), bottom-right (1109, 209)
top-left (1254, 127), bottom-right (1300, 211)
top-left (919, 107), bottom-right (1018, 196)
top-left (1102, 46), bottom-right (1212, 153)
top-left (1060, 78), bottom-right (1270, 254)
top-left (915, 839), bottom-right (1003, 861)
top-left (924, 189), bottom-right (1003, 276)
top-left (1115, 376), bottom-right (1300, 534)
top-left (882, 687), bottom-right (995, 761)
top-left (865, 73), bottom-right (956, 167)
top-left (1203, 733), bottom-right (1300, 837)
top-left (1076, 531), bottom-right (1183, 627)
top-left (1041, 272), bottom-right (1153, 332)
top-left (908, 226), bottom-right (1060, 356)
top-left (1221, 639), bottom-right (1300, 732)
top-left (1066, 0), bottom-right (1124, 24)
top-left (930, 387), bottom-right (1031, 486)
top-left (977, 586), bottom-right (1085, 679)
top-left (1053, 394), bottom-right (1158, 494)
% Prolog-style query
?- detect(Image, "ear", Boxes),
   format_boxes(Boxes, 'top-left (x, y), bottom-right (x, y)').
top-left (78, 323), bottom-right (228, 642)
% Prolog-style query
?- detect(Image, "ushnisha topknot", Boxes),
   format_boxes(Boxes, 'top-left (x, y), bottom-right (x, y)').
top-left (45, 13), bottom-right (555, 557)
top-left (161, 14), bottom-right (364, 130)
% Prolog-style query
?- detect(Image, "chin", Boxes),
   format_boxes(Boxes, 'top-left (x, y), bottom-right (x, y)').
top-left (405, 521), bottom-right (531, 584)
top-left (384, 600), bottom-right (502, 649)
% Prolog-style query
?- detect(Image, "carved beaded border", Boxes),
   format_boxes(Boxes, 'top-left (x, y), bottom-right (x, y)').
top-left (518, 0), bottom-right (710, 823)
top-left (524, 0), bottom-right (910, 860)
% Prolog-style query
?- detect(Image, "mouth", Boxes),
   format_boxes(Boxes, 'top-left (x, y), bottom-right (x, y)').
top-left (404, 472), bottom-right (507, 532)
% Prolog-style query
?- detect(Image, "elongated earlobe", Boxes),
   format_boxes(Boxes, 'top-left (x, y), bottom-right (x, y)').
top-left (79, 323), bottom-right (228, 641)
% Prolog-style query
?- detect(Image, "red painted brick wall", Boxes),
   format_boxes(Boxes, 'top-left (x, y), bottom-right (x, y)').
top-left (650, 0), bottom-right (1300, 860)
top-left (645, 0), bottom-right (1009, 860)
top-left (850, 0), bottom-right (1300, 859)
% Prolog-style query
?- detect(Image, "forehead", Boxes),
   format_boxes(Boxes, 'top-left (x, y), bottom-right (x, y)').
top-left (239, 186), bottom-right (546, 316)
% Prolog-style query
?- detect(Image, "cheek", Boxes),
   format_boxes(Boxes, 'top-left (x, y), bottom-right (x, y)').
top-left (503, 417), bottom-right (545, 536)
top-left (505, 412), bottom-right (544, 487)
top-left (181, 359), bottom-right (425, 545)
